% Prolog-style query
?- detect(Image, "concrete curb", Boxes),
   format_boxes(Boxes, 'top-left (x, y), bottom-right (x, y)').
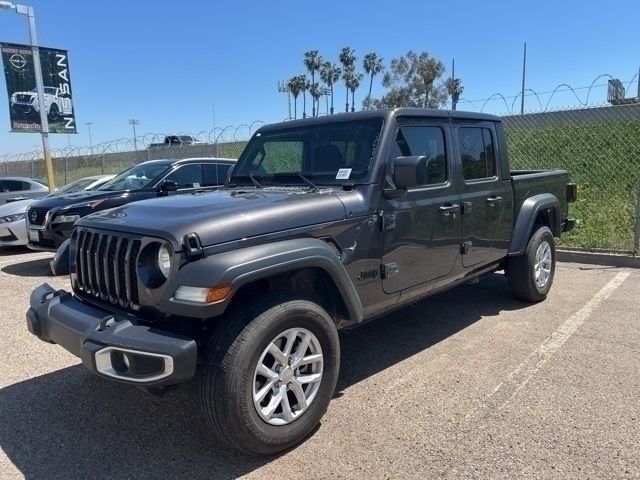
top-left (557, 250), bottom-right (640, 269)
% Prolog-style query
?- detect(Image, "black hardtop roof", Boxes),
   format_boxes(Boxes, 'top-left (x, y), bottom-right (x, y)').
top-left (259, 108), bottom-right (501, 132)
top-left (139, 157), bottom-right (236, 167)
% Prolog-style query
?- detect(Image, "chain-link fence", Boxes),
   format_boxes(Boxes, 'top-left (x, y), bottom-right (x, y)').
top-left (503, 103), bottom-right (640, 254)
top-left (2, 107), bottom-right (640, 254)
top-left (0, 123), bottom-right (262, 185)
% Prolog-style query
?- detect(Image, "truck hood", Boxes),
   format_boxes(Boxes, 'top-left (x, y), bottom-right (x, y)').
top-left (28, 189), bottom-right (130, 210)
top-left (78, 188), bottom-right (348, 250)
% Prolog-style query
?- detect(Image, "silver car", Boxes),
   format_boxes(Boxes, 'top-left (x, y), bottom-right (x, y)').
top-left (0, 177), bottom-right (49, 205)
top-left (0, 175), bottom-right (114, 247)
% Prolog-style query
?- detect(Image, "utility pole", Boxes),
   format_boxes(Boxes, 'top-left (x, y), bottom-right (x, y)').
top-left (128, 119), bottom-right (139, 151)
top-left (0, 2), bottom-right (56, 190)
top-left (85, 122), bottom-right (93, 154)
top-left (520, 42), bottom-right (527, 115)
top-left (278, 80), bottom-right (292, 120)
top-left (212, 103), bottom-right (218, 157)
top-left (451, 58), bottom-right (457, 111)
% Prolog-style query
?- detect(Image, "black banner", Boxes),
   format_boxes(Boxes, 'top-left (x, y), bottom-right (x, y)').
top-left (1, 42), bottom-right (77, 133)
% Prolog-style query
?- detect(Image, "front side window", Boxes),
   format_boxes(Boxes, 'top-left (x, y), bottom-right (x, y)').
top-left (392, 126), bottom-right (447, 186)
top-left (163, 164), bottom-right (203, 189)
top-left (232, 119), bottom-right (383, 185)
top-left (458, 127), bottom-right (496, 180)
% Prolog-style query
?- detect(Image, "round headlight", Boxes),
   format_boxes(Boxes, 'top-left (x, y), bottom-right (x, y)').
top-left (157, 244), bottom-right (172, 278)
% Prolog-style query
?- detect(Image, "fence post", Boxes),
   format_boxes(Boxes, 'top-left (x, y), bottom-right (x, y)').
top-left (635, 184), bottom-right (640, 255)
top-left (64, 157), bottom-right (68, 184)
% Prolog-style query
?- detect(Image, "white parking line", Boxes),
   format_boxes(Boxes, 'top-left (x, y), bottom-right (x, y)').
top-left (465, 271), bottom-right (630, 421)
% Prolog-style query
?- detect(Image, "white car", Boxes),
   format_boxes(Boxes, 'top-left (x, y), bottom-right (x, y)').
top-left (0, 174), bottom-right (113, 247)
top-left (10, 86), bottom-right (73, 121)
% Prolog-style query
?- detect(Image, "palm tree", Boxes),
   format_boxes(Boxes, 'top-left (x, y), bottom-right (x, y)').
top-left (309, 83), bottom-right (323, 116)
top-left (362, 52), bottom-right (384, 110)
top-left (339, 46), bottom-right (356, 112)
top-left (320, 62), bottom-right (341, 114)
top-left (347, 72), bottom-right (364, 112)
top-left (303, 50), bottom-right (323, 117)
top-left (445, 77), bottom-right (464, 110)
top-left (286, 76), bottom-right (303, 119)
top-left (299, 75), bottom-right (310, 118)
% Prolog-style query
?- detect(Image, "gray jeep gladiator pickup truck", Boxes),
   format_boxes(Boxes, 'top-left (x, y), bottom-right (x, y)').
top-left (27, 109), bottom-right (576, 455)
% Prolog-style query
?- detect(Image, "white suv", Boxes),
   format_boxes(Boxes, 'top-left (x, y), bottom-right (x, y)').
top-left (10, 86), bottom-right (73, 121)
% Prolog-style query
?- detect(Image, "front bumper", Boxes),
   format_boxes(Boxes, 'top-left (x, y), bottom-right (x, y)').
top-left (0, 221), bottom-right (27, 246)
top-left (27, 284), bottom-right (198, 386)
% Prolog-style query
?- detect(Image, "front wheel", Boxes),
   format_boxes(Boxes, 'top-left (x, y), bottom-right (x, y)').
top-left (199, 293), bottom-right (340, 455)
top-left (508, 226), bottom-right (556, 302)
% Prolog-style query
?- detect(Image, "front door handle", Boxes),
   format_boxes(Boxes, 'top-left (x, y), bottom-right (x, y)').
top-left (486, 195), bottom-right (503, 206)
top-left (439, 203), bottom-right (460, 217)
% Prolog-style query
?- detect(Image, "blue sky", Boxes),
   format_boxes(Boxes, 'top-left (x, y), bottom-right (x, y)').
top-left (1, 0), bottom-right (639, 155)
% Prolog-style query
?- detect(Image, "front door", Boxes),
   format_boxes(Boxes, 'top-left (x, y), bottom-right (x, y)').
top-left (381, 121), bottom-right (461, 294)
top-left (454, 124), bottom-right (509, 268)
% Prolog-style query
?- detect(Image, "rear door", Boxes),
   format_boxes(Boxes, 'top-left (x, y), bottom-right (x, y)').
top-left (381, 120), bottom-right (461, 294)
top-left (454, 123), bottom-right (510, 268)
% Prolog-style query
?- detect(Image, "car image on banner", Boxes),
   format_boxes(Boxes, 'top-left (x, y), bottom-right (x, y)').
top-left (0, 42), bottom-right (76, 133)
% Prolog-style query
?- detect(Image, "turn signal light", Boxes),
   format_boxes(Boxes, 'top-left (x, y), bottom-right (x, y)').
top-left (174, 284), bottom-right (232, 304)
top-left (206, 284), bottom-right (233, 303)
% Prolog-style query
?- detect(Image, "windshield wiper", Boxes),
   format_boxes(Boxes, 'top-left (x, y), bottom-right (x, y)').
top-left (248, 169), bottom-right (263, 189)
top-left (297, 173), bottom-right (320, 192)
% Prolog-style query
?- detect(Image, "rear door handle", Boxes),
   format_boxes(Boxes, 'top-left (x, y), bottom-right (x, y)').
top-left (439, 203), bottom-right (460, 217)
top-left (486, 195), bottom-right (503, 206)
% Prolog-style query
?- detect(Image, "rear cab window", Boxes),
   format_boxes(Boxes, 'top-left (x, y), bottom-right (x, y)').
top-left (458, 127), bottom-right (497, 181)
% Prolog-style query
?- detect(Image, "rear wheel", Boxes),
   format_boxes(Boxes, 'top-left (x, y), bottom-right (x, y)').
top-left (508, 226), bottom-right (556, 302)
top-left (199, 293), bottom-right (340, 455)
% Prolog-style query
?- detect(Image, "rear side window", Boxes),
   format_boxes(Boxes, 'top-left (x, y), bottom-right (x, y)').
top-left (203, 163), bottom-right (232, 186)
top-left (392, 126), bottom-right (447, 186)
top-left (216, 164), bottom-right (232, 183)
top-left (163, 164), bottom-right (203, 189)
top-left (458, 127), bottom-right (496, 180)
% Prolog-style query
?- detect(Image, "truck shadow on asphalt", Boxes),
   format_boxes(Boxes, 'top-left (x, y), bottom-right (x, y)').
top-left (0, 273), bottom-right (529, 479)
top-left (0, 246), bottom-right (33, 257)
top-left (2, 257), bottom-right (54, 277)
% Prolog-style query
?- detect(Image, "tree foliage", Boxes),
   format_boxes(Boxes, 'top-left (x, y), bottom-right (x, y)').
top-left (370, 50), bottom-right (448, 109)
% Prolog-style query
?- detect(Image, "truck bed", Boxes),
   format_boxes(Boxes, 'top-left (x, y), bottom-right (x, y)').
top-left (511, 169), bottom-right (570, 223)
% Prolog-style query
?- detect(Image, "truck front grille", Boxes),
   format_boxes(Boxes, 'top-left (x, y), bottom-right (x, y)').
top-left (74, 228), bottom-right (141, 309)
top-left (27, 207), bottom-right (49, 227)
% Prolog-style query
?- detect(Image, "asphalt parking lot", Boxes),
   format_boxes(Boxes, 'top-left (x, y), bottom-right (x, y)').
top-left (0, 247), bottom-right (638, 479)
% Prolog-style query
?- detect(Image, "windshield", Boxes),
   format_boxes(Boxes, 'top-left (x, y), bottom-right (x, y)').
top-left (55, 177), bottom-right (95, 194)
top-left (99, 163), bottom-right (170, 191)
top-left (232, 119), bottom-right (383, 185)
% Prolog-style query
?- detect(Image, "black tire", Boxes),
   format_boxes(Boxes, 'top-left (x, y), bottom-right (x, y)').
top-left (508, 226), bottom-right (556, 302)
top-left (199, 292), bottom-right (340, 455)
top-left (48, 103), bottom-right (60, 122)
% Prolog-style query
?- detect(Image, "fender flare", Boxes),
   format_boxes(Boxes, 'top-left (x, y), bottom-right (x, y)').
top-left (166, 238), bottom-right (364, 322)
top-left (508, 193), bottom-right (561, 256)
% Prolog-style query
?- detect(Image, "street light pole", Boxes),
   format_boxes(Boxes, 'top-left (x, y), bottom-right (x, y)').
top-left (85, 121), bottom-right (93, 154)
top-left (128, 119), bottom-right (139, 151)
top-left (0, 2), bottom-right (56, 191)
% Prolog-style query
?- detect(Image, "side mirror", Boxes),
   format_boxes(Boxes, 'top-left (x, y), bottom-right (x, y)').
top-left (392, 155), bottom-right (428, 189)
top-left (156, 180), bottom-right (179, 195)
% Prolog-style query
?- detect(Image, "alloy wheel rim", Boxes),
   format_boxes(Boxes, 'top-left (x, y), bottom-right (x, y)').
top-left (534, 241), bottom-right (552, 288)
top-left (252, 327), bottom-right (324, 426)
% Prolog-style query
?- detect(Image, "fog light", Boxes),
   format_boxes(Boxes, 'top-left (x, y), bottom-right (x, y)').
top-left (174, 284), bottom-right (232, 304)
